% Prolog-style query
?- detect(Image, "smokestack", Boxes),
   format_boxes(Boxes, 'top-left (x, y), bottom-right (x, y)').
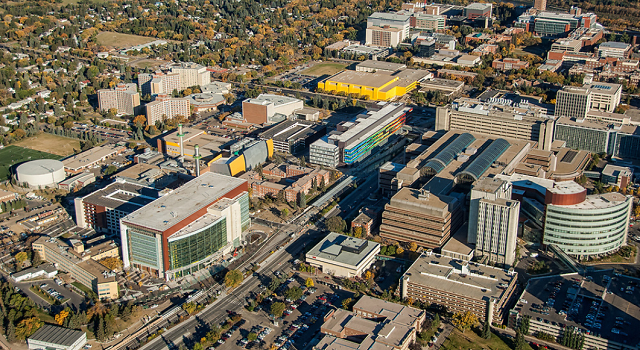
top-left (177, 123), bottom-right (185, 159)
top-left (194, 144), bottom-right (201, 177)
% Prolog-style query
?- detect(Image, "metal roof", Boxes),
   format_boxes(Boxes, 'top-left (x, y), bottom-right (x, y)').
top-left (457, 138), bottom-right (510, 182)
top-left (423, 133), bottom-right (475, 174)
top-left (28, 325), bottom-right (85, 346)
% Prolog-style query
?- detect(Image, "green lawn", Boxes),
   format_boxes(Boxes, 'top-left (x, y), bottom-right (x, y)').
top-left (71, 281), bottom-right (94, 297)
top-left (441, 329), bottom-right (534, 350)
top-left (300, 62), bottom-right (347, 77)
top-left (0, 145), bottom-right (61, 181)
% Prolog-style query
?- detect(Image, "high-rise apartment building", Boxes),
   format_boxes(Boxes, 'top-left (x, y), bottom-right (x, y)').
top-left (138, 72), bottom-right (181, 96)
top-left (168, 62), bottom-right (211, 90)
top-left (365, 26), bottom-right (404, 47)
top-left (534, 0), bottom-right (546, 11)
top-left (468, 177), bottom-right (519, 266)
top-left (555, 87), bottom-right (591, 119)
top-left (120, 173), bottom-right (250, 280)
top-left (145, 94), bottom-right (191, 126)
top-left (366, 12), bottom-right (411, 42)
top-left (97, 83), bottom-right (140, 115)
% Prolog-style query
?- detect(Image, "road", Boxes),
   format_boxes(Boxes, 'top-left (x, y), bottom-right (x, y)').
top-left (140, 228), bottom-right (319, 350)
top-left (327, 173), bottom-right (378, 219)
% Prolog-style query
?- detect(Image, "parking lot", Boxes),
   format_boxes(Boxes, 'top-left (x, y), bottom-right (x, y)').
top-left (13, 278), bottom-right (85, 311)
top-left (208, 272), bottom-right (354, 350)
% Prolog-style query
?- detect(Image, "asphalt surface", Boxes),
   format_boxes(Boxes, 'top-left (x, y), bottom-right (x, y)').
top-left (140, 229), bottom-right (319, 350)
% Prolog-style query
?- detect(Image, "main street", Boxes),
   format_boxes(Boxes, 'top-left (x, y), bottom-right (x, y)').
top-left (140, 225), bottom-right (320, 350)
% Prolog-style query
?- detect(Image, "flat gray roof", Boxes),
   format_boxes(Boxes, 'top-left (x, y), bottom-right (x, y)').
top-left (306, 232), bottom-right (380, 267)
top-left (599, 41), bottom-right (630, 49)
top-left (122, 172), bottom-right (247, 232)
top-left (28, 324), bottom-right (85, 346)
top-left (357, 60), bottom-right (406, 71)
top-left (82, 178), bottom-right (158, 212)
top-left (403, 252), bottom-right (517, 301)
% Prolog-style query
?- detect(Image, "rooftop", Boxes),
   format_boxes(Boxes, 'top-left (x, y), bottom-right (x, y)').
top-left (402, 251), bottom-right (517, 301)
top-left (81, 178), bottom-right (158, 212)
top-left (353, 295), bottom-right (424, 326)
top-left (602, 164), bottom-right (633, 177)
top-left (28, 324), bottom-right (85, 346)
top-left (306, 232), bottom-right (380, 267)
top-left (585, 82), bottom-right (622, 95)
top-left (472, 177), bottom-right (508, 194)
top-left (329, 103), bottom-right (411, 149)
top-left (357, 60), bottom-right (406, 71)
top-left (599, 41), bottom-right (631, 49)
top-left (368, 12), bottom-right (411, 22)
top-left (243, 94), bottom-right (301, 107)
top-left (258, 120), bottom-right (323, 142)
top-left (63, 144), bottom-right (125, 171)
top-left (122, 173), bottom-right (247, 232)
top-left (551, 192), bottom-right (629, 209)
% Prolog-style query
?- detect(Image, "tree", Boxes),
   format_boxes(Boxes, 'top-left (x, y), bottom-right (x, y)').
top-left (298, 192), bottom-right (307, 209)
top-left (353, 226), bottom-right (363, 238)
top-left (364, 271), bottom-right (373, 280)
top-left (182, 302), bottom-right (197, 315)
top-left (270, 302), bottom-right (286, 318)
top-left (247, 332), bottom-right (258, 341)
top-left (103, 165), bottom-right (117, 176)
top-left (305, 278), bottom-right (314, 288)
top-left (7, 321), bottom-right (16, 343)
top-left (15, 252), bottom-right (28, 264)
top-left (31, 251), bottom-right (42, 267)
top-left (280, 208), bottom-right (289, 219)
top-left (409, 242), bottom-right (418, 252)
top-left (299, 156), bottom-right (306, 167)
top-left (396, 247), bottom-right (404, 255)
top-left (225, 270), bottom-right (243, 288)
top-left (284, 286), bottom-right (303, 301)
top-left (95, 317), bottom-right (106, 342)
top-left (515, 330), bottom-right (526, 350)
top-left (481, 319), bottom-right (491, 339)
top-left (55, 309), bottom-right (69, 325)
top-left (326, 216), bottom-right (346, 232)
top-left (451, 311), bottom-right (478, 333)
top-left (342, 298), bottom-right (353, 310)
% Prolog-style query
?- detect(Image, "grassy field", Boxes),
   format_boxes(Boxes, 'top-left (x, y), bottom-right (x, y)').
top-left (15, 133), bottom-right (81, 157)
top-left (0, 146), bottom-right (61, 181)
top-left (96, 32), bottom-right (159, 48)
top-left (441, 329), bottom-right (534, 350)
top-left (300, 62), bottom-right (347, 77)
top-left (129, 58), bottom-right (170, 69)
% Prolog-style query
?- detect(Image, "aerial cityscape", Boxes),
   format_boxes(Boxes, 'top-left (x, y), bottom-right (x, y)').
top-left (0, 0), bottom-right (639, 350)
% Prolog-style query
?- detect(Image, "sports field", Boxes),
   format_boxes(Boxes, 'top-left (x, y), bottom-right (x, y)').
top-left (96, 32), bottom-right (159, 48)
top-left (0, 146), bottom-right (61, 181)
top-left (14, 133), bottom-right (80, 157)
top-left (300, 62), bottom-right (347, 77)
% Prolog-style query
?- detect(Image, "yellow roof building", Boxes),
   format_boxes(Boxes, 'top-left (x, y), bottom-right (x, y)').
top-left (318, 69), bottom-right (430, 101)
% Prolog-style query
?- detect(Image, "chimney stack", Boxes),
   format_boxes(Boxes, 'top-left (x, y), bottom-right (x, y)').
top-left (177, 123), bottom-right (185, 159)
top-left (194, 144), bottom-right (202, 177)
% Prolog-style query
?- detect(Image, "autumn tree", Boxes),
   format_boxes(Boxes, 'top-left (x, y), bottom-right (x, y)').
top-left (15, 252), bottom-right (28, 264)
top-left (451, 311), bottom-right (478, 333)
top-left (55, 309), bottom-right (69, 325)
top-left (409, 242), bottom-right (418, 252)
top-left (270, 302), bottom-right (286, 318)
top-left (342, 298), bottom-right (354, 310)
top-left (225, 270), bottom-right (243, 288)
top-left (305, 278), bottom-right (314, 288)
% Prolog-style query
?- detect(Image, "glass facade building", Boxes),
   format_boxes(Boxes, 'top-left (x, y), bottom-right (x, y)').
top-left (168, 218), bottom-right (227, 278)
top-left (127, 226), bottom-right (161, 271)
top-left (543, 195), bottom-right (632, 259)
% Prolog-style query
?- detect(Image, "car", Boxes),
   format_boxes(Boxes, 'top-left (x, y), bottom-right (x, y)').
top-left (40, 284), bottom-right (48, 288)
top-left (217, 339), bottom-right (225, 345)
top-left (240, 338), bottom-right (249, 345)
